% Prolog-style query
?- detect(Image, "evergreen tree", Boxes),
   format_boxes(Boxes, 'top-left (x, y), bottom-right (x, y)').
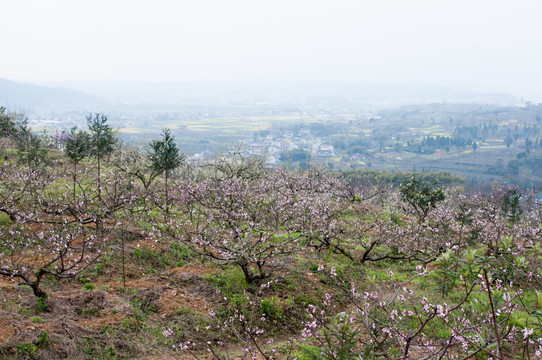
top-left (87, 114), bottom-right (116, 199)
top-left (64, 127), bottom-right (89, 201)
top-left (400, 176), bottom-right (445, 223)
top-left (0, 107), bottom-right (17, 139)
top-left (505, 134), bottom-right (513, 147)
top-left (15, 120), bottom-right (47, 167)
top-left (148, 128), bottom-right (183, 215)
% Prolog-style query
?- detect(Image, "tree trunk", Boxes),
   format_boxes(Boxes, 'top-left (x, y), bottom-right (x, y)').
top-left (239, 260), bottom-right (268, 284)
top-left (165, 169), bottom-right (169, 216)
top-left (97, 154), bottom-right (101, 200)
top-left (29, 269), bottom-right (49, 302)
top-left (31, 284), bottom-right (48, 299)
top-left (73, 161), bottom-right (77, 202)
top-left (122, 226), bottom-right (126, 289)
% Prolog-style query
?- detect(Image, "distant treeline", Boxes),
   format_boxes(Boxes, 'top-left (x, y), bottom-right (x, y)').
top-left (335, 169), bottom-right (465, 189)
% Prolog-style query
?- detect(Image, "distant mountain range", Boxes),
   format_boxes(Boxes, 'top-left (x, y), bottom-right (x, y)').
top-left (0, 78), bottom-right (520, 112)
top-left (0, 78), bottom-right (107, 111)
top-left (44, 80), bottom-right (520, 105)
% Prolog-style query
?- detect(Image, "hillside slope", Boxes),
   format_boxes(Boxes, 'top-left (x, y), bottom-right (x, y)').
top-left (0, 78), bottom-right (107, 111)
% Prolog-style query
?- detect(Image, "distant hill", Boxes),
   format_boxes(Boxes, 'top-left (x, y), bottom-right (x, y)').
top-left (0, 78), bottom-right (107, 111)
top-left (11, 79), bottom-right (519, 111)
top-left (47, 81), bottom-right (520, 106)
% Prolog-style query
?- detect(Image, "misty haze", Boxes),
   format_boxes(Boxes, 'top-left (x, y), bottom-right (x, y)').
top-left (1, 1), bottom-right (542, 359)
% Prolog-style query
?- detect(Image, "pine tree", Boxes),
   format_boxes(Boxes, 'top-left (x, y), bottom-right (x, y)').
top-left (148, 128), bottom-right (183, 216)
top-left (15, 120), bottom-right (47, 167)
top-left (64, 127), bottom-right (89, 201)
top-left (87, 114), bottom-right (116, 199)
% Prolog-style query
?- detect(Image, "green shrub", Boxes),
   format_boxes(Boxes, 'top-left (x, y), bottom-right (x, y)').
top-left (37, 296), bottom-right (48, 313)
top-left (80, 305), bottom-right (100, 318)
top-left (16, 342), bottom-right (37, 356)
top-left (36, 331), bottom-right (49, 348)
top-left (260, 297), bottom-right (285, 323)
top-left (0, 213), bottom-right (12, 226)
top-left (83, 283), bottom-right (95, 291)
top-left (93, 262), bottom-right (104, 276)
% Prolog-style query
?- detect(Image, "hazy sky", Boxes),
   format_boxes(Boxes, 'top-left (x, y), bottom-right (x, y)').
top-left (2, 0), bottom-right (541, 98)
